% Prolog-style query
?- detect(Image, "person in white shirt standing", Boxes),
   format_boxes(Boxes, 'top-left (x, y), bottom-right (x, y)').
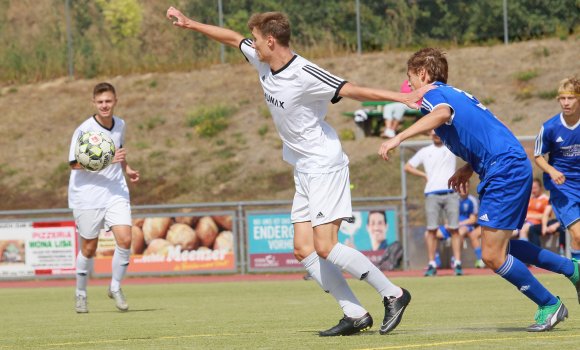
top-left (69, 82), bottom-right (140, 313)
top-left (405, 130), bottom-right (461, 276)
top-left (166, 7), bottom-right (432, 337)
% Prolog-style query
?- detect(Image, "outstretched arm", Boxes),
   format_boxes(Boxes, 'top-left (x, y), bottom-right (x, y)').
top-left (166, 6), bottom-right (244, 48)
top-left (378, 105), bottom-right (452, 160)
top-left (339, 82), bottom-right (433, 109)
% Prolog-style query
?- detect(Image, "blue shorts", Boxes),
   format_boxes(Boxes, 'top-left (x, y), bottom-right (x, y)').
top-left (439, 225), bottom-right (451, 240)
top-left (476, 156), bottom-right (532, 230)
top-left (550, 187), bottom-right (580, 228)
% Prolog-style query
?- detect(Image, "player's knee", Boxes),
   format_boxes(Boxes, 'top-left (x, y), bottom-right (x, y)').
top-left (315, 246), bottom-right (332, 259)
top-left (82, 247), bottom-right (97, 259)
top-left (115, 235), bottom-right (132, 249)
top-left (481, 253), bottom-right (502, 270)
top-left (293, 249), bottom-right (307, 262)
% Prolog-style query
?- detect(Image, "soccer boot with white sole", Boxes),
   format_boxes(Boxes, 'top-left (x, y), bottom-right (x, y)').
top-left (454, 263), bottom-right (464, 276)
top-left (319, 312), bottom-right (373, 337)
top-left (380, 288), bottom-right (411, 335)
top-left (526, 298), bottom-right (568, 332)
top-left (568, 258), bottom-right (580, 304)
top-left (424, 265), bottom-right (437, 277)
top-left (108, 288), bottom-right (129, 312)
top-left (75, 295), bottom-right (88, 313)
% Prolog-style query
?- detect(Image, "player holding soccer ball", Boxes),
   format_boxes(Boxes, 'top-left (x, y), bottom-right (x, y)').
top-left (379, 48), bottom-right (579, 332)
top-left (68, 82), bottom-right (140, 313)
top-left (166, 7), bottom-right (433, 337)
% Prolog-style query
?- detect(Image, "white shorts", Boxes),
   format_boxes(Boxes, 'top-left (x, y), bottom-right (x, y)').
top-left (291, 166), bottom-right (352, 227)
top-left (73, 200), bottom-right (132, 240)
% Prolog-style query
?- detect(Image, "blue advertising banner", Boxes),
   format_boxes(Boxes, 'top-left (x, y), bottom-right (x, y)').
top-left (247, 208), bottom-right (398, 271)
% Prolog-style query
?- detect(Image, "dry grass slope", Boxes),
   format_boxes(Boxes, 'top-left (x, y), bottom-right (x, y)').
top-left (0, 38), bottom-right (578, 210)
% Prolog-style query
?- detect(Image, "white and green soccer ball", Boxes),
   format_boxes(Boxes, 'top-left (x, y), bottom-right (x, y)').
top-left (75, 131), bottom-right (116, 172)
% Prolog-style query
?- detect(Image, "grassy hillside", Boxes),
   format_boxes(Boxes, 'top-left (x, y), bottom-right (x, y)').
top-left (0, 37), bottom-right (578, 210)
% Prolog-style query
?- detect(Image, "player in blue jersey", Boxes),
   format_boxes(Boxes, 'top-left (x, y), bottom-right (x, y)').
top-left (431, 191), bottom-right (482, 270)
top-left (534, 77), bottom-right (580, 263)
top-left (379, 48), bottom-right (579, 332)
top-left (457, 191), bottom-right (484, 268)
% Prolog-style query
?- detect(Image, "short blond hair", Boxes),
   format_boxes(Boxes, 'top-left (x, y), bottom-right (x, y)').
top-left (557, 76), bottom-right (580, 96)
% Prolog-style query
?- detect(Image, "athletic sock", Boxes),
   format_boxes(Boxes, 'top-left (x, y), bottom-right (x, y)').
top-left (76, 252), bottom-right (91, 297)
top-left (301, 251), bottom-right (367, 318)
top-left (508, 240), bottom-right (575, 277)
top-left (111, 246), bottom-right (130, 292)
top-left (474, 247), bottom-right (482, 260)
top-left (570, 248), bottom-right (580, 260)
top-left (327, 243), bottom-right (401, 298)
top-left (496, 254), bottom-right (558, 306)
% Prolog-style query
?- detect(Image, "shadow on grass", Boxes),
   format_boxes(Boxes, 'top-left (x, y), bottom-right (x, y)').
top-left (89, 308), bottom-right (162, 314)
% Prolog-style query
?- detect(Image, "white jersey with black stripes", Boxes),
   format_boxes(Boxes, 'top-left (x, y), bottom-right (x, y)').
top-left (239, 38), bottom-right (349, 173)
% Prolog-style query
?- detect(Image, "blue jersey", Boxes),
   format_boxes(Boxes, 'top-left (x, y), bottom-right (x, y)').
top-left (534, 112), bottom-right (580, 192)
top-left (459, 195), bottom-right (479, 222)
top-left (421, 82), bottom-right (527, 179)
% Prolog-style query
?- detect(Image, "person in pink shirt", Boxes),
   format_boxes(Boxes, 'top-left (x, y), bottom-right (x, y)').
top-left (382, 80), bottom-right (422, 138)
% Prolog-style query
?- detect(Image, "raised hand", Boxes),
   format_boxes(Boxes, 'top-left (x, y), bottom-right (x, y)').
top-left (166, 6), bottom-right (189, 28)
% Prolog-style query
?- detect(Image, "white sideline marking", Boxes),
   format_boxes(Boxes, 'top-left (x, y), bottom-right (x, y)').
top-left (357, 334), bottom-right (580, 350)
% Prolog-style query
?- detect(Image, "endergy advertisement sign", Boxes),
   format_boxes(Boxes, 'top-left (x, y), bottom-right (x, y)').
top-left (93, 212), bottom-right (236, 276)
top-left (0, 221), bottom-right (77, 278)
top-left (246, 208), bottom-right (398, 271)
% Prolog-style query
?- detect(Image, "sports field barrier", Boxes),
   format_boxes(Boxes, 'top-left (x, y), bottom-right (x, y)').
top-left (0, 198), bottom-right (406, 280)
top-left (0, 136), bottom-right (569, 279)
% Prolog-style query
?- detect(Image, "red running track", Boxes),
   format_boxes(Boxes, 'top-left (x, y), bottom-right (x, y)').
top-left (0, 267), bottom-right (511, 289)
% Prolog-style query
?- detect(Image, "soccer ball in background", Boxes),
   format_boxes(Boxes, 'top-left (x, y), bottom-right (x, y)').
top-left (75, 131), bottom-right (116, 172)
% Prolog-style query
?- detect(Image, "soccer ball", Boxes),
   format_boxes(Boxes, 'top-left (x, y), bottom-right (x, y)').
top-left (75, 131), bottom-right (116, 172)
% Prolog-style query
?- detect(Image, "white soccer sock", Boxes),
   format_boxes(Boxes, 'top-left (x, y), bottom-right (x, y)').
top-left (327, 243), bottom-right (402, 299)
top-left (76, 252), bottom-right (91, 297)
top-left (111, 246), bottom-right (130, 292)
top-left (301, 251), bottom-right (367, 318)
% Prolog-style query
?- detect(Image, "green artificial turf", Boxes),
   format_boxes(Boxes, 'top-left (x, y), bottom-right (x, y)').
top-left (0, 274), bottom-right (578, 349)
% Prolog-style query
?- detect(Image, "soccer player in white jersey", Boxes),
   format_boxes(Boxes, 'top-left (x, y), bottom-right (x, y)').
top-left (534, 77), bottom-right (580, 272)
top-left (69, 82), bottom-right (140, 313)
top-left (166, 7), bottom-right (432, 336)
top-left (379, 48), bottom-right (579, 332)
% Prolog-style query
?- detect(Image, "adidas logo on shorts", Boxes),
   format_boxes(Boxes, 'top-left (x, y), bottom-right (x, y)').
top-left (316, 212), bottom-right (325, 219)
top-left (479, 213), bottom-right (489, 222)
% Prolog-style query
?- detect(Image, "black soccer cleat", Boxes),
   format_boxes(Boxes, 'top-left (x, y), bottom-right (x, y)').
top-left (319, 312), bottom-right (373, 337)
top-left (380, 288), bottom-right (411, 335)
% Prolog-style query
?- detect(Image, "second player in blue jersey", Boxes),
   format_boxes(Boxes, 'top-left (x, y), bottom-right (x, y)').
top-left (379, 48), bottom-right (580, 332)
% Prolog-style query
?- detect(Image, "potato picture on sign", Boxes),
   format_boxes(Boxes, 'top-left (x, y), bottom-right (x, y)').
top-left (142, 217), bottom-right (172, 244)
top-left (213, 230), bottom-right (233, 252)
top-left (195, 216), bottom-right (219, 248)
top-left (131, 225), bottom-right (146, 255)
top-left (144, 238), bottom-right (172, 256)
top-left (166, 223), bottom-right (198, 251)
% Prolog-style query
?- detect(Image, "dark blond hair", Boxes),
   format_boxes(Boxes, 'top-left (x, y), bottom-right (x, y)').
top-left (407, 48), bottom-right (448, 84)
top-left (557, 76), bottom-right (580, 96)
top-left (247, 12), bottom-right (291, 47)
